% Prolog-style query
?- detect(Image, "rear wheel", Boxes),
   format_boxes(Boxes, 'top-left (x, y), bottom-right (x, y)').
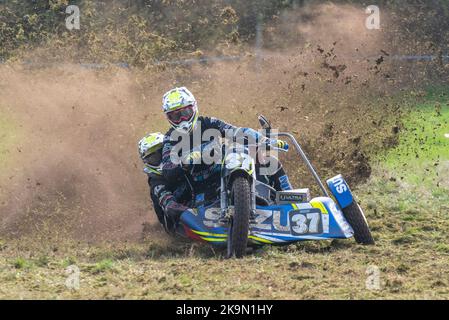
top-left (342, 201), bottom-right (375, 245)
top-left (226, 176), bottom-right (251, 258)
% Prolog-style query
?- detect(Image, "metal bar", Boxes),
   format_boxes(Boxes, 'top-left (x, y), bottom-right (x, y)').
top-left (220, 176), bottom-right (227, 214)
top-left (276, 132), bottom-right (330, 197)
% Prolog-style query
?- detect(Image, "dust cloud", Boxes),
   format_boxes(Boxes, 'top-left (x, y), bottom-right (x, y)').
top-left (0, 3), bottom-right (443, 242)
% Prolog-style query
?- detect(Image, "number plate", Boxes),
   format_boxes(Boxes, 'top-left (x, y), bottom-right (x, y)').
top-left (289, 208), bottom-right (323, 235)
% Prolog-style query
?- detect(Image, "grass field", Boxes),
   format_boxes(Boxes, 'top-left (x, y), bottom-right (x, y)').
top-left (0, 89), bottom-right (448, 299)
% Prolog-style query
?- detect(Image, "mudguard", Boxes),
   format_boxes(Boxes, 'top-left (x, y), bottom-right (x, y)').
top-left (222, 151), bottom-right (255, 187)
top-left (326, 174), bottom-right (354, 209)
top-left (223, 152), bottom-right (254, 175)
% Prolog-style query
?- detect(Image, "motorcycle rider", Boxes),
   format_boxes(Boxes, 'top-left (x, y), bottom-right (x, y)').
top-left (256, 153), bottom-right (293, 191)
top-left (138, 132), bottom-right (191, 232)
top-left (160, 87), bottom-right (292, 194)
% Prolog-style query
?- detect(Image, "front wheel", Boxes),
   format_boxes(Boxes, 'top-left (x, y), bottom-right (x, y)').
top-left (342, 201), bottom-right (375, 245)
top-left (227, 176), bottom-right (251, 258)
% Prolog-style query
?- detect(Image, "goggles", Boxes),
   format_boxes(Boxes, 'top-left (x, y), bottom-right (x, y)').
top-left (143, 151), bottom-right (162, 167)
top-left (166, 105), bottom-right (195, 124)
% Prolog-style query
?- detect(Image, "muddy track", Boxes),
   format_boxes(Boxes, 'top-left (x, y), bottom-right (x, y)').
top-left (0, 56), bottom-right (403, 243)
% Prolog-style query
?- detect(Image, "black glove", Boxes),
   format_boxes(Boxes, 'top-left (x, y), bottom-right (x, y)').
top-left (164, 199), bottom-right (189, 223)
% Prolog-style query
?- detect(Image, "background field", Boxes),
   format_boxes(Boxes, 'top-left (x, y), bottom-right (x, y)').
top-left (0, 0), bottom-right (448, 299)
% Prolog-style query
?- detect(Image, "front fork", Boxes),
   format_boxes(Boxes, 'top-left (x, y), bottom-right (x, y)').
top-left (220, 172), bottom-right (257, 223)
top-left (250, 170), bottom-right (257, 219)
top-left (220, 176), bottom-right (227, 216)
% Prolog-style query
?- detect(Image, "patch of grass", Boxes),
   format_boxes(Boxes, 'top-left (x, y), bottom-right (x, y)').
top-left (435, 243), bottom-right (449, 254)
top-left (379, 88), bottom-right (449, 187)
top-left (35, 255), bottom-right (50, 267)
top-left (12, 257), bottom-right (31, 269)
top-left (61, 256), bottom-right (78, 268)
top-left (355, 88), bottom-right (449, 294)
top-left (89, 259), bottom-right (115, 274)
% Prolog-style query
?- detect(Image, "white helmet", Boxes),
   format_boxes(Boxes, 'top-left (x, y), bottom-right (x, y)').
top-left (162, 87), bottom-right (199, 133)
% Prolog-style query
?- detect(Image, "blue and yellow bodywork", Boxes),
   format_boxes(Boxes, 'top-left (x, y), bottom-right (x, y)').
top-left (178, 195), bottom-right (354, 246)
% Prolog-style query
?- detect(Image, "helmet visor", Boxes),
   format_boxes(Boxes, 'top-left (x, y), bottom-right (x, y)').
top-left (166, 105), bottom-right (194, 125)
top-left (143, 151), bottom-right (162, 167)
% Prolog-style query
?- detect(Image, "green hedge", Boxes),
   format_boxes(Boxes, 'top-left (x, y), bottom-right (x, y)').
top-left (0, 0), bottom-right (301, 64)
top-left (1, 0), bottom-right (448, 65)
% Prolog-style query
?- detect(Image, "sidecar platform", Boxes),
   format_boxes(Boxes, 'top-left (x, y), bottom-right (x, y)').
top-left (179, 196), bottom-right (354, 246)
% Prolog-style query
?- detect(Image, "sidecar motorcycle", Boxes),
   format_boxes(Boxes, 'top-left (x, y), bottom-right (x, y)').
top-left (174, 115), bottom-right (374, 258)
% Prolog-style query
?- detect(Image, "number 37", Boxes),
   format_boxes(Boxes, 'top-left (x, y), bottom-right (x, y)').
top-left (290, 211), bottom-right (321, 234)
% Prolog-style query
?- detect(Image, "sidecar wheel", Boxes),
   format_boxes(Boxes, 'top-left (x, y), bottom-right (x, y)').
top-left (227, 176), bottom-right (251, 258)
top-left (342, 201), bottom-right (375, 245)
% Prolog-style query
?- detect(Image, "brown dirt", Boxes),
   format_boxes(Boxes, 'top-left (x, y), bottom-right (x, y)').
top-left (0, 65), bottom-right (170, 242)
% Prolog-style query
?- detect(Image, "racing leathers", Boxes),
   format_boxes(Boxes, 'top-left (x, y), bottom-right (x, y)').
top-left (145, 160), bottom-right (191, 232)
top-left (161, 116), bottom-right (292, 193)
top-left (256, 155), bottom-right (292, 191)
top-left (162, 116), bottom-right (233, 185)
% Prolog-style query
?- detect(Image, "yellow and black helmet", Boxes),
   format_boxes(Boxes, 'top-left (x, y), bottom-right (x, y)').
top-left (138, 132), bottom-right (164, 174)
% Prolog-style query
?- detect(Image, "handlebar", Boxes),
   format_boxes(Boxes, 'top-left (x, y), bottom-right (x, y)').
top-left (182, 138), bottom-right (289, 166)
